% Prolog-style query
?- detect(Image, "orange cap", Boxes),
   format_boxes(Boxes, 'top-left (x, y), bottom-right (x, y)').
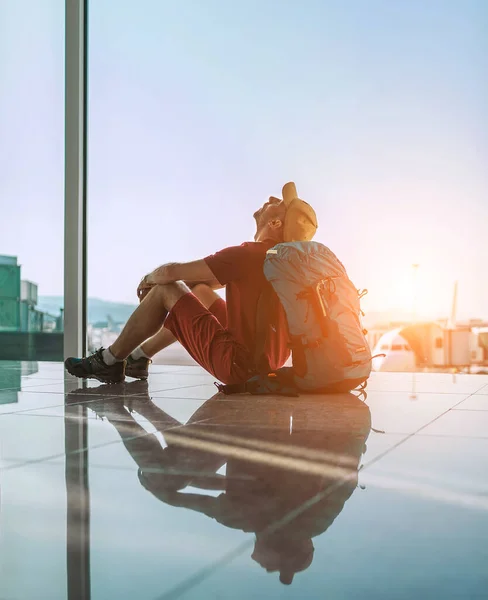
top-left (281, 182), bottom-right (318, 242)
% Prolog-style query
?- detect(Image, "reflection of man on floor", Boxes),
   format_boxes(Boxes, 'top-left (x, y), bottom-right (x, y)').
top-left (85, 387), bottom-right (371, 585)
top-left (65, 183), bottom-right (317, 384)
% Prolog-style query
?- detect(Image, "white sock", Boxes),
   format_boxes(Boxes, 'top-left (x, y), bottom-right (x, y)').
top-left (131, 346), bottom-right (150, 361)
top-left (102, 347), bottom-right (122, 366)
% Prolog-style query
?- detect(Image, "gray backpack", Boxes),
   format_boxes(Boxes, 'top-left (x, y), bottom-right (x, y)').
top-left (217, 240), bottom-right (371, 395)
top-left (262, 240), bottom-right (371, 391)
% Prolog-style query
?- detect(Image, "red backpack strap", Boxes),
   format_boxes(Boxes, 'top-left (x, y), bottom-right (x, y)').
top-left (253, 284), bottom-right (275, 375)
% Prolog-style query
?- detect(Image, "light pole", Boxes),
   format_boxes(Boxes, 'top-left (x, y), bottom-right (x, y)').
top-left (412, 263), bottom-right (420, 323)
top-left (410, 264), bottom-right (420, 400)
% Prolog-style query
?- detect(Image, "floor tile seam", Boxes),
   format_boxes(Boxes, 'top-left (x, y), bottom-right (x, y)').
top-left (472, 381), bottom-right (488, 394)
top-left (150, 376), bottom-right (204, 382)
top-left (1, 379), bottom-right (65, 386)
top-left (413, 433), bottom-right (488, 440)
top-left (0, 394), bottom-right (142, 417)
top-left (452, 408), bottom-right (488, 412)
top-left (0, 368), bottom-right (63, 372)
top-left (15, 380), bottom-right (213, 397)
top-left (361, 389), bottom-right (485, 470)
top-left (151, 373), bottom-right (210, 378)
top-left (0, 380), bottom-right (69, 392)
top-left (5, 377), bottom-right (476, 396)
top-left (146, 386), bottom-right (220, 399)
top-left (139, 388), bottom-right (217, 399)
top-left (148, 369), bottom-right (200, 375)
top-left (1, 409), bottom-right (174, 424)
top-left (364, 429), bottom-right (488, 440)
top-left (366, 390), bottom-right (477, 396)
top-left (150, 379), bottom-right (214, 392)
top-left (0, 379), bottom-right (215, 416)
top-left (3, 457), bottom-right (140, 472)
top-left (149, 373), bottom-right (206, 378)
top-left (144, 366), bottom-right (211, 373)
top-left (147, 389), bottom-right (471, 401)
top-left (2, 457), bottom-right (136, 471)
top-left (146, 394), bottom-right (216, 401)
top-left (21, 373), bottom-right (68, 378)
top-left (20, 376), bottom-right (67, 382)
top-left (147, 381), bottom-right (215, 393)
top-left (442, 384), bottom-right (488, 412)
top-left (0, 366), bottom-right (201, 376)
top-left (150, 366), bottom-right (204, 370)
top-left (0, 411), bottom-right (105, 420)
top-left (0, 416), bottom-right (216, 473)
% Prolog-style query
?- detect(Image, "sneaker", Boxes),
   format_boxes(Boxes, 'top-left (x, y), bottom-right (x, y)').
top-left (125, 355), bottom-right (151, 380)
top-left (65, 348), bottom-right (126, 384)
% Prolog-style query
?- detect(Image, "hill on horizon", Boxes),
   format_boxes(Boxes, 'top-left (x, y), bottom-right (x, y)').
top-left (38, 296), bottom-right (137, 324)
top-left (38, 296), bottom-right (454, 329)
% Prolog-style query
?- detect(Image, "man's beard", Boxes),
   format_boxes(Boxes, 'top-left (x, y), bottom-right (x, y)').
top-left (254, 218), bottom-right (264, 241)
top-left (254, 218), bottom-right (265, 239)
top-left (253, 207), bottom-right (266, 226)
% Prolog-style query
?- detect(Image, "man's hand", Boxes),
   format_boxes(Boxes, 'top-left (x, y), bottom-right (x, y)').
top-left (136, 260), bottom-right (222, 301)
top-left (137, 276), bottom-right (154, 302)
top-left (137, 264), bottom-right (175, 302)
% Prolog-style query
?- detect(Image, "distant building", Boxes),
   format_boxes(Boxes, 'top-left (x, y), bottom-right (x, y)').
top-left (371, 320), bottom-right (488, 372)
top-left (0, 255), bottom-right (61, 333)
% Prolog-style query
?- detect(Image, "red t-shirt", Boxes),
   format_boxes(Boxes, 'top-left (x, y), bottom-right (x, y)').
top-left (204, 241), bottom-right (290, 371)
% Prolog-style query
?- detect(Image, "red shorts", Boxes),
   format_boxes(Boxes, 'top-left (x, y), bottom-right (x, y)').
top-left (164, 293), bottom-right (253, 385)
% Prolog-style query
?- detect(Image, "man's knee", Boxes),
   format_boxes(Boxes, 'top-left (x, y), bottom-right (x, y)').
top-left (191, 283), bottom-right (220, 308)
top-left (190, 283), bottom-right (212, 295)
top-left (149, 281), bottom-right (191, 311)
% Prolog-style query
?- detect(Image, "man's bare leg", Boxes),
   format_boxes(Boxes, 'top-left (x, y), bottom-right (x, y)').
top-left (65, 282), bottom-right (195, 383)
top-left (139, 284), bottom-right (221, 358)
top-left (109, 281), bottom-right (191, 360)
top-left (65, 282), bottom-right (222, 383)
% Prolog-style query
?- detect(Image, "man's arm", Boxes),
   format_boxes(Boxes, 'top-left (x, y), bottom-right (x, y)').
top-left (144, 260), bottom-right (223, 290)
top-left (138, 242), bottom-right (257, 299)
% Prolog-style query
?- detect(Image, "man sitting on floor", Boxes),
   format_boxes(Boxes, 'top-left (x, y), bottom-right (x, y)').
top-left (65, 184), bottom-right (317, 385)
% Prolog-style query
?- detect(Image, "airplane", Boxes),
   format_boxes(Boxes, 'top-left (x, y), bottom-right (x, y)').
top-left (372, 328), bottom-right (417, 372)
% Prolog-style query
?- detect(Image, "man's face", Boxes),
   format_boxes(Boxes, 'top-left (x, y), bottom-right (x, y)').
top-left (253, 196), bottom-right (284, 228)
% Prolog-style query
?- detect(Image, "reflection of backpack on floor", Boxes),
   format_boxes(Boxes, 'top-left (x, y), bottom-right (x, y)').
top-left (140, 393), bottom-right (372, 585)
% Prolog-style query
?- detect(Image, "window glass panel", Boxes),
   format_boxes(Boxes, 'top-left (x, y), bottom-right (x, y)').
top-left (0, 0), bottom-right (64, 362)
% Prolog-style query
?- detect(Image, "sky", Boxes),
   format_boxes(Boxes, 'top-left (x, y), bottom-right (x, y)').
top-left (1, 0), bottom-right (487, 321)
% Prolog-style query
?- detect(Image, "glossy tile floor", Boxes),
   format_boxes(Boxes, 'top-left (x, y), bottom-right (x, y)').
top-left (1, 361), bottom-right (488, 600)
